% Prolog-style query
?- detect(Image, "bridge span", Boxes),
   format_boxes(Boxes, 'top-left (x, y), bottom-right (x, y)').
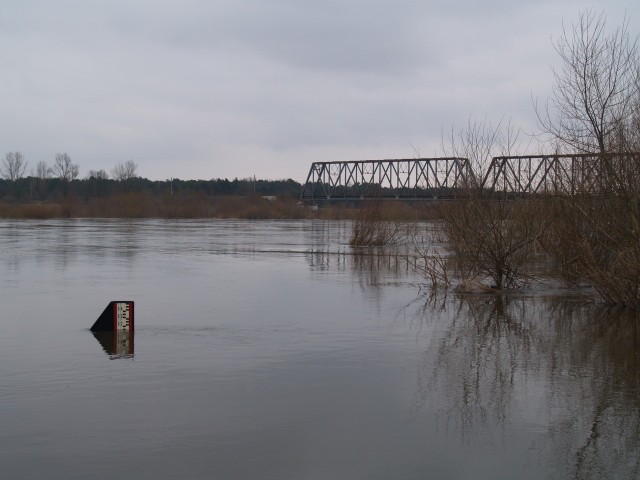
top-left (300, 157), bottom-right (475, 200)
top-left (300, 153), bottom-right (640, 200)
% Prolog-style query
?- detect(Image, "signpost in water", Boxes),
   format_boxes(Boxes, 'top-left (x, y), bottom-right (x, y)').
top-left (90, 301), bottom-right (135, 358)
top-left (90, 301), bottom-right (134, 332)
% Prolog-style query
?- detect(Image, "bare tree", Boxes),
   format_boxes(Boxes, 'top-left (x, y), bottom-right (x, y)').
top-left (442, 116), bottom-right (523, 183)
top-left (51, 153), bottom-right (79, 182)
top-left (111, 160), bottom-right (138, 181)
top-left (537, 12), bottom-right (640, 307)
top-left (87, 169), bottom-right (109, 180)
top-left (536, 10), bottom-right (640, 153)
top-left (1, 151), bottom-right (27, 181)
top-left (35, 161), bottom-right (51, 180)
top-left (435, 117), bottom-right (547, 291)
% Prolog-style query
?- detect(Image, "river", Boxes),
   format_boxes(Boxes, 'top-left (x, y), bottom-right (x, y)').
top-left (0, 219), bottom-right (638, 479)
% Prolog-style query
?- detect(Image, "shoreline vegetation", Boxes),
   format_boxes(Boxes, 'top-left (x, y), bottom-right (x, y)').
top-left (0, 173), bottom-right (444, 220)
top-left (0, 190), bottom-right (439, 221)
top-left (0, 193), bottom-right (317, 220)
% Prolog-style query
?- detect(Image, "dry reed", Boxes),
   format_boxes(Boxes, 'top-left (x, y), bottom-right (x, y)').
top-left (349, 201), bottom-right (409, 247)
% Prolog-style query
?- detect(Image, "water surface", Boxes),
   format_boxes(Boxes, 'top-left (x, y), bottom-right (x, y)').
top-left (0, 219), bottom-right (638, 479)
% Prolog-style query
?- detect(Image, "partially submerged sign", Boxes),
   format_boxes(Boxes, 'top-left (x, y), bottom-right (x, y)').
top-left (90, 301), bottom-right (134, 332)
top-left (91, 301), bottom-right (135, 358)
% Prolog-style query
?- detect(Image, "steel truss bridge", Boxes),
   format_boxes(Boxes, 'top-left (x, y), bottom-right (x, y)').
top-left (300, 158), bottom-right (475, 200)
top-left (300, 153), bottom-right (640, 200)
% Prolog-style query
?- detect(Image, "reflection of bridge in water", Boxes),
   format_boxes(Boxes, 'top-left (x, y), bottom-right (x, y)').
top-left (300, 153), bottom-right (640, 200)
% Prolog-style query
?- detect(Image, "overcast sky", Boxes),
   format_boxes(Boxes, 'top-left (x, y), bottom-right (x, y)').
top-left (1, 1), bottom-right (638, 181)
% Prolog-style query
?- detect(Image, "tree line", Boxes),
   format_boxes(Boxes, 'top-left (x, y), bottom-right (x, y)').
top-left (0, 152), bottom-right (129, 183)
top-left (0, 153), bottom-right (302, 202)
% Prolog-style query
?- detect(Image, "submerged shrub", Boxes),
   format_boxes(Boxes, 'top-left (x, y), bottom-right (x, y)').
top-left (441, 197), bottom-right (549, 290)
top-left (349, 202), bottom-right (406, 247)
top-left (545, 195), bottom-right (640, 307)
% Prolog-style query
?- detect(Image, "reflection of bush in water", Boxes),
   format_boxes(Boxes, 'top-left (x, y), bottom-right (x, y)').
top-left (541, 303), bottom-right (640, 480)
top-left (350, 252), bottom-right (410, 288)
top-left (412, 295), bottom-right (640, 479)
top-left (306, 248), bottom-right (413, 288)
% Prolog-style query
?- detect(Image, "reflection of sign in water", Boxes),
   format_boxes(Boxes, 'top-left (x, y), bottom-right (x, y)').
top-left (92, 330), bottom-right (134, 359)
top-left (116, 330), bottom-right (132, 354)
top-left (90, 301), bottom-right (135, 359)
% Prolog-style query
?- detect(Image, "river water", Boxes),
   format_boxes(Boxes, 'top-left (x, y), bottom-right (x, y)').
top-left (0, 219), bottom-right (638, 479)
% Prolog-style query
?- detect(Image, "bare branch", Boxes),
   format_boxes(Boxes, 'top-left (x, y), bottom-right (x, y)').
top-left (51, 153), bottom-right (79, 182)
top-left (87, 169), bottom-right (109, 180)
top-left (1, 151), bottom-right (27, 181)
top-left (536, 10), bottom-right (640, 153)
top-left (35, 161), bottom-right (51, 180)
top-left (111, 160), bottom-right (138, 181)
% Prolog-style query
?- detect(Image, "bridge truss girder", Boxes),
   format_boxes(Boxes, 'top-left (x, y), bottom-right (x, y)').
top-left (300, 153), bottom-right (640, 200)
top-left (481, 153), bottom-right (640, 195)
top-left (300, 157), bottom-right (476, 200)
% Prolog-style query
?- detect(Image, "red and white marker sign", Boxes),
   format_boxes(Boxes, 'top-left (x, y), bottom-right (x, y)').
top-left (113, 301), bottom-right (134, 332)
